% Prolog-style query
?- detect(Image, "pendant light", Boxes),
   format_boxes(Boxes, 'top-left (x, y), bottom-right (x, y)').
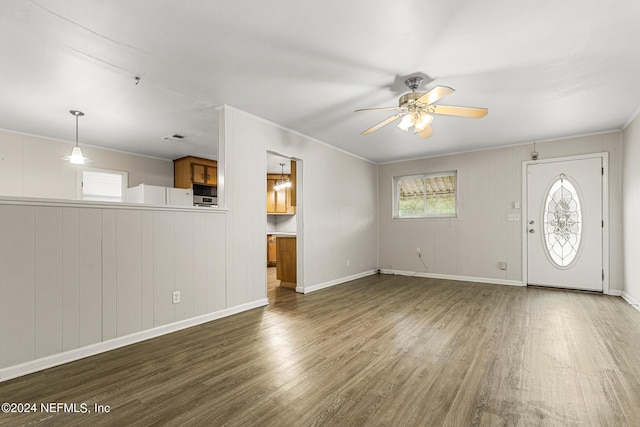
top-left (273, 163), bottom-right (291, 191)
top-left (64, 110), bottom-right (91, 164)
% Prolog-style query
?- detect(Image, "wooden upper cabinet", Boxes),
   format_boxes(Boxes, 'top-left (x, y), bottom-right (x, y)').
top-left (174, 156), bottom-right (217, 188)
top-left (191, 163), bottom-right (217, 186)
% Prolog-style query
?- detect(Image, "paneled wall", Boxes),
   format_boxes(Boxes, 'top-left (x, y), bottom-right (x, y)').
top-left (219, 107), bottom-right (379, 297)
top-left (622, 113), bottom-right (640, 306)
top-left (0, 129), bottom-right (173, 200)
top-left (0, 201), bottom-right (226, 369)
top-left (378, 131), bottom-right (623, 289)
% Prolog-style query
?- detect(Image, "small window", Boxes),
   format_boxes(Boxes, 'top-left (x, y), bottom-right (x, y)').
top-left (393, 171), bottom-right (457, 219)
top-left (81, 169), bottom-right (128, 202)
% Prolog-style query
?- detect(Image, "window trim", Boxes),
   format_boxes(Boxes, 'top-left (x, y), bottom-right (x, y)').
top-left (392, 169), bottom-right (459, 220)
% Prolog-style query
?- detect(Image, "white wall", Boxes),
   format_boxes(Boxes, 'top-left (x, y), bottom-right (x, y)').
top-left (0, 200), bottom-right (228, 378)
top-left (622, 113), bottom-right (640, 307)
top-left (220, 106), bottom-right (378, 297)
top-left (267, 214), bottom-right (297, 234)
top-left (378, 131), bottom-right (623, 290)
top-left (0, 129), bottom-right (173, 199)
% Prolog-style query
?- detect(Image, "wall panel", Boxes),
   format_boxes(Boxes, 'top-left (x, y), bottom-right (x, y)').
top-left (193, 213), bottom-right (208, 316)
top-left (34, 207), bottom-right (63, 359)
top-left (62, 207), bottom-right (80, 351)
top-left (102, 209), bottom-right (117, 340)
top-left (153, 211), bottom-right (175, 327)
top-left (0, 206), bottom-right (35, 368)
top-left (141, 210), bottom-right (155, 330)
top-left (211, 213), bottom-right (227, 311)
top-left (174, 212), bottom-right (194, 321)
top-left (78, 208), bottom-right (103, 346)
top-left (116, 210), bottom-right (143, 337)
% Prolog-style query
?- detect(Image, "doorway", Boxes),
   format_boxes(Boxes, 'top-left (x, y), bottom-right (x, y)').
top-left (266, 152), bottom-right (301, 302)
top-left (523, 154), bottom-right (608, 292)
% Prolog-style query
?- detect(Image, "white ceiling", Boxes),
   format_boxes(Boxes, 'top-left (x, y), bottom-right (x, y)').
top-left (2, 1), bottom-right (640, 165)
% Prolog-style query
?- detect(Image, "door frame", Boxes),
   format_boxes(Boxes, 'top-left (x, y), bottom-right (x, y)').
top-left (521, 152), bottom-right (610, 294)
top-left (265, 150), bottom-right (304, 293)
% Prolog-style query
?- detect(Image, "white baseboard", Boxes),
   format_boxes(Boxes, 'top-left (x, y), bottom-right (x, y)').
top-left (379, 269), bottom-right (524, 287)
top-left (622, 291), bottom-right (640, 312)
top-left (297, 270), bottom-right (378, 294)
top-left (607, 289), bottom-right (622, 296)
top-left (0, 298), bottom-right (268, 383)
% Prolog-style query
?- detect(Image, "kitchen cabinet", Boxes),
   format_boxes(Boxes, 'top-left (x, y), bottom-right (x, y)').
top-left (174, 156), bottom-right (217, 188)
top-left (267, 173), bottom-right (295, 214)
top-left (267, 235), bottom-right (277, 267)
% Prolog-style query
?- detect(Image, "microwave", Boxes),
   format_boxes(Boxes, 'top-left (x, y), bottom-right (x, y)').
top-left (193, 183), bottom-right (217, 197)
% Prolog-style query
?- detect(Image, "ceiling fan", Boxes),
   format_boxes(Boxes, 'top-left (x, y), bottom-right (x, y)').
top-left (356, 77), bottom-right (488, 138)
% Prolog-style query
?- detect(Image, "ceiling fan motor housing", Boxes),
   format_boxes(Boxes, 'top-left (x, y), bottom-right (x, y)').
top-left (398, 92), bottom-right (423, 107)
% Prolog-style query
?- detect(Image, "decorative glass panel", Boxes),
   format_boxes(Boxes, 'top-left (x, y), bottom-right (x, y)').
top-left (543, 175), bottom-right (582, 267)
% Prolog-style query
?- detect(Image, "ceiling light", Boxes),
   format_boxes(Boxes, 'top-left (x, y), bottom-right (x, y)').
top-left (63, 110), bottom-right (91, 165)
top-left (414, 113), bottom-right (433, 131)
top-left (273, 163), bottom-right (292, 191)
top-left (397, 114), bottom-right (413, 132)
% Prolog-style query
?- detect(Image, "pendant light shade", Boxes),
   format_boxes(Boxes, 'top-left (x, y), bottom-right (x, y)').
top-left (64, 110), bottom-right (91, 164)
top-left (69, 146), bottom-right (85, 164)
top-left (273, 163), bottom-right (291, 191)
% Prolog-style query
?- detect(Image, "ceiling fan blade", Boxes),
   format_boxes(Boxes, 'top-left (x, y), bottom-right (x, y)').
top-left (418, 126), bottom-right (433, 139)
top-left (431, 105), bottom-right (488, 118)
top-left (355, 106), bottom-right (403, 113)
top-left (361, 113), bottom-right (404, 135)
top-left (417, 86), bottom-right (455, 105)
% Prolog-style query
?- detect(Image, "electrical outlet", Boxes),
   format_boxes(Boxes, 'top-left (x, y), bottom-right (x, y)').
top-left (416, 247), bottom-right (421, 255)
top-left (172, 291), bottom-right (181, 304)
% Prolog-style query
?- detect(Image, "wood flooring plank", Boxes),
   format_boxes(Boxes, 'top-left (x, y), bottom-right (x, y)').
top-left (1, 275), bottom-right (640, 426)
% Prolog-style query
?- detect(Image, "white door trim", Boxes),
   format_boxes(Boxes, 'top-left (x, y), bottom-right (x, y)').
top-left (521, 153), bottom-right (610, 294)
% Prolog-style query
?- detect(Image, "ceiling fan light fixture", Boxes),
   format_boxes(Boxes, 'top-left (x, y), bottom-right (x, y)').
top-left (356, 78), bottom-right (487, 138)
top-left (414, 113), bottom-right (433, 132)
top-left (397, 114), bottom-right (414, 132)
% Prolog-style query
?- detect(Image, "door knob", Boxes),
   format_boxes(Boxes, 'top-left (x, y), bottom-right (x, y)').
top-left (529, 228), bottom-right (535, 233)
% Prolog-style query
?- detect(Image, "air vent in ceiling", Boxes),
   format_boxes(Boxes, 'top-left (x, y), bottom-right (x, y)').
top-left (163, 134), bottom-right (185, 140)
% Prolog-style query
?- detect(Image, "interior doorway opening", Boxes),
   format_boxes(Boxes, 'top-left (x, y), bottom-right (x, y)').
top-left (266, 151), bottom-right (302, 303)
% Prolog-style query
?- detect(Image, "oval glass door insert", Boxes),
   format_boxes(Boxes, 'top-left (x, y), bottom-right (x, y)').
top-left (543, 175), bottom-right (582, 267)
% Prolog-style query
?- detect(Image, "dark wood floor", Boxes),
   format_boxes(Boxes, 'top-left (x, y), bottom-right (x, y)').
top-left (2, 274), bottom-right (640, 426)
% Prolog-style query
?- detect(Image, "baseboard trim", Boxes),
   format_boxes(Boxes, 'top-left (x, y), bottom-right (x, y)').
top-left (379, 269), bottom-right (524, 287)
top-left (0, 298), bottom-right (268, 382)
top-left (298, 270), bottom-right (378, 294)
top-left (607, 290), bottom-right (622, 296)
top-left (622, 291), bottom-right (640, 312)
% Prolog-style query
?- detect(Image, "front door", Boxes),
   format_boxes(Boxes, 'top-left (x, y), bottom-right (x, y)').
top-left (526, 157), bottom-right (603, 291)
